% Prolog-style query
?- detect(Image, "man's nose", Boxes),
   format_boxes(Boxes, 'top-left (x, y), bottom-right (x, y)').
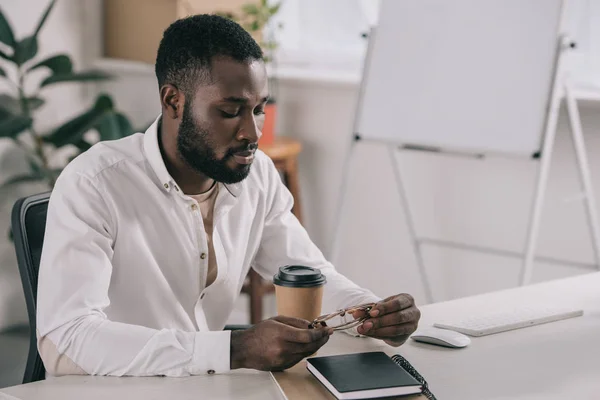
top-left (237, 115), bottom-right (262, 143)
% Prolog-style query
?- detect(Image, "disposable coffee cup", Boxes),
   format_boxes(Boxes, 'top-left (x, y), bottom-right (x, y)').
top-left (273, 265), bottom-right (327, 323)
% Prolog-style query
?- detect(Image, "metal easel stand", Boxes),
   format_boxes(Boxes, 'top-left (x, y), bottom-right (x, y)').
top-left (520, 79), bottom-right (600, 285)
top-left (521, 34), bottom-right (600, 285)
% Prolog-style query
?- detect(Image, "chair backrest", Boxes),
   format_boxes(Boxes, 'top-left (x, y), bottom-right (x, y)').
top-left (11, 192), bottom-right (51, 384)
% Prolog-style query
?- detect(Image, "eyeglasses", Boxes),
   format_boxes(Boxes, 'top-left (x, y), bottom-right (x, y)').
top-left (308, 303), bottom-right (377, 331)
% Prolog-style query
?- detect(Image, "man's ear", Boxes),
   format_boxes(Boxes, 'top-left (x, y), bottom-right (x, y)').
top-left (160, 84), bottom-right (184, 119)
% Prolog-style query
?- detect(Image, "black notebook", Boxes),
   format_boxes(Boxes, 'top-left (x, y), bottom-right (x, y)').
top-left (306, 352), bottom-right (426, 399)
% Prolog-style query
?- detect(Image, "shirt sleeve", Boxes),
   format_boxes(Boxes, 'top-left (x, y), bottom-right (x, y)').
top-left (36, 171), bottom-right (230, 377)
top-left (252, 156), bottom-right (381, 321)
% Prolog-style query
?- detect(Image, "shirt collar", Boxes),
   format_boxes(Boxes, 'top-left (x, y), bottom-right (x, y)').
top-left (143, 116), bottom-right (175, 192)
top-left (143, 115), bottom-right (243, 197)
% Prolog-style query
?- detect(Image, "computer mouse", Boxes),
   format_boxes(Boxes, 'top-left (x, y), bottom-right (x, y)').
top-left (410, 327), bottom-right (471, 348)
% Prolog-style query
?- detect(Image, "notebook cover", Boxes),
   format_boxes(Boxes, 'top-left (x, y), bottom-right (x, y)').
top-left (272, 360), bottom-right (427, 400)
top-left (307, 352), bottom-right (421, 393)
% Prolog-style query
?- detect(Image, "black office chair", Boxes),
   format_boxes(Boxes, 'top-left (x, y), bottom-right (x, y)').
top-left (11, 191), bottom-right (51, 383)
top-left (11, 192), bottom-right (250, 384)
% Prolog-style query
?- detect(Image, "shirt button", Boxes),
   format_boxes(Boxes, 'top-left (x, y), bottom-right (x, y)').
top-left (164, 183), bottom-right (169, 189)
top-left (207, 369), bottom-right (215, 375)
top-left (191, 204), bottom-right (198, 211)
top-left (174, 185), bottom-right (179, 192)
top-left (200, 252), bottom-right (207, 260)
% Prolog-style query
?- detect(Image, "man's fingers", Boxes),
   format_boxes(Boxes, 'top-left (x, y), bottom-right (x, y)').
top-left (358, 323), bottom-right (416, 338)
top-left (370, 294), bottom-right (414, 317)
top-left (291, 334), bottom-right (330, 355)
top-left (286, 326), bottom-right (331, 344)
top-left (352, 309), bottom-right (367, 320)
top-left (274, 335), bottom-right (328, 371)
top-left (362, 307), bottom-right (421, 331)
top-left (274, 317), bottom-right (333, 343)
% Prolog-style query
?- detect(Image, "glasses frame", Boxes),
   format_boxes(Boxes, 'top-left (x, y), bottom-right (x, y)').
top-left (309, 303), bottom-right (377, 331)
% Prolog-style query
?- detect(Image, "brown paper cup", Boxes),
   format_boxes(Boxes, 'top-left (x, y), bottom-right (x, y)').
top-left (273, 265), bottom-right (327, 323)
top-left (275, 285), bottom-right (324, 322)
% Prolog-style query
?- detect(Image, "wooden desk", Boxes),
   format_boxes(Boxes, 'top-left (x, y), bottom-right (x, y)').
top-left (4, 272), bottom-right (600, 399)
top-left (242, 137), bottom-right (304, 324)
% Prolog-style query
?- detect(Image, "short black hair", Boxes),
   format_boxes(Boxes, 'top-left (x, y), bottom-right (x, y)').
top-left (155, 14), bottom-right (263, 94)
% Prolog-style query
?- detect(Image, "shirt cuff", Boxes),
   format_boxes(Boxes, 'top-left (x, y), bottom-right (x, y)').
top-left (191, 330), bottom-right (231, 375)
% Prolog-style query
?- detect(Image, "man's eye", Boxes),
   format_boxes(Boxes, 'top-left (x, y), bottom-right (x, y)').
top-left (220, 110), bottom-right (239, 118)
top-left (254, 109), bottom-right (266, 116)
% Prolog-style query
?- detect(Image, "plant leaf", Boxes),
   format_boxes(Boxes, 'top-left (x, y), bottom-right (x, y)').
top-left (0, 115), bottom-right (33, 138)
top-left (74, 139), bottom-right (92, 152)
top-left (13, 36), bottom-right (38, 66)
top-left (215, 11), bottom-right (237, 21)
top-left (0, 94), bottom-right (43, 114)
top-left (268, 3), bottom-right (281, 15)
top-left (95, 113), bottom-right (119, 142)
top-left (0, 10), bottom-right (16, 48)
top-left (26, 96), bottom-right (45, 111)
top-left (34, 0), bottom-right (56, 38)
top-left (27, 54), bottom-right (72, 74)
top-left (1, 173), bottom-right (45, 187)
top-left (96, 112), bottom-right (134, 141)
top-left (0, 48), bottom-right (11, 61)
top-left (242, 4), bottom-right (260, 15)
top-left (262, 41), bottom-right (278, 50)
top-left (114, 113), bottom-right (134, 138)
top-left (28, 160), bottom-right (42, 175)
top-left (94, 94), bottom-right (113, 110)
top-left (40, 70), bottom-right (112, 88)
top-left (0, 93), bottom-right (21, 115)
top-left (0, 106), bottom-right (12, 121)
top-left (43, 94), bottom-right (114, 147)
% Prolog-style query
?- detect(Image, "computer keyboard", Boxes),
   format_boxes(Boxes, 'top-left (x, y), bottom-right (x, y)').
top-left (433, 306), bottom-right (584, 337)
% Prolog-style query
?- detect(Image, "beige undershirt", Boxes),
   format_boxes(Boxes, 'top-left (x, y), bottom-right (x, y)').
top-left (189, 182), bottom-right (219, 288)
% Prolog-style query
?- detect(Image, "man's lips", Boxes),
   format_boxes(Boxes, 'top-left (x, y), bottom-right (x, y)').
top-left (232, 150), bottom-right (255, 164)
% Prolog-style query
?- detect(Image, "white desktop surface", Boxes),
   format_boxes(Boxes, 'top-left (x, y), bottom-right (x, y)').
top-left (0, 369), bottom-right (280, 400)
top-left (394, 271), bottom-right (600, 399)
top-left (2, 272), bottom-right (599, 400)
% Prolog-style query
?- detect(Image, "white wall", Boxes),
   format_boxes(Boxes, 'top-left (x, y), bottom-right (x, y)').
top-left (0, 0), bottom-right (102, 330)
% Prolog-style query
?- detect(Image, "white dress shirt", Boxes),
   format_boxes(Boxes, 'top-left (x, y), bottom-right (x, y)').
top-left (36, 117), bottom-right (380, 377)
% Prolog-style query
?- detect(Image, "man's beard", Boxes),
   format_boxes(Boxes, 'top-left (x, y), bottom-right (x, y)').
top-left (177, 104), bottom-right (254, 184)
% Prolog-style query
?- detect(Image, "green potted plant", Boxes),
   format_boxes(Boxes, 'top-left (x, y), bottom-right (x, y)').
top-left (0, 0), bottom-right (135, 190)
top-left (217, 0), bottom-right (282, 147)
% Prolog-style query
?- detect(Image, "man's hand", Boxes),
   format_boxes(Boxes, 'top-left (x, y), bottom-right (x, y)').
top-left (230, 315), bottom-right (333, 371)
top-left (353, 294), bottom-right (421, 347)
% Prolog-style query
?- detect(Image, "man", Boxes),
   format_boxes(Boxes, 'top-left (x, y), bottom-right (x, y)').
top-left (37, 15), bottom-right (420, 377)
